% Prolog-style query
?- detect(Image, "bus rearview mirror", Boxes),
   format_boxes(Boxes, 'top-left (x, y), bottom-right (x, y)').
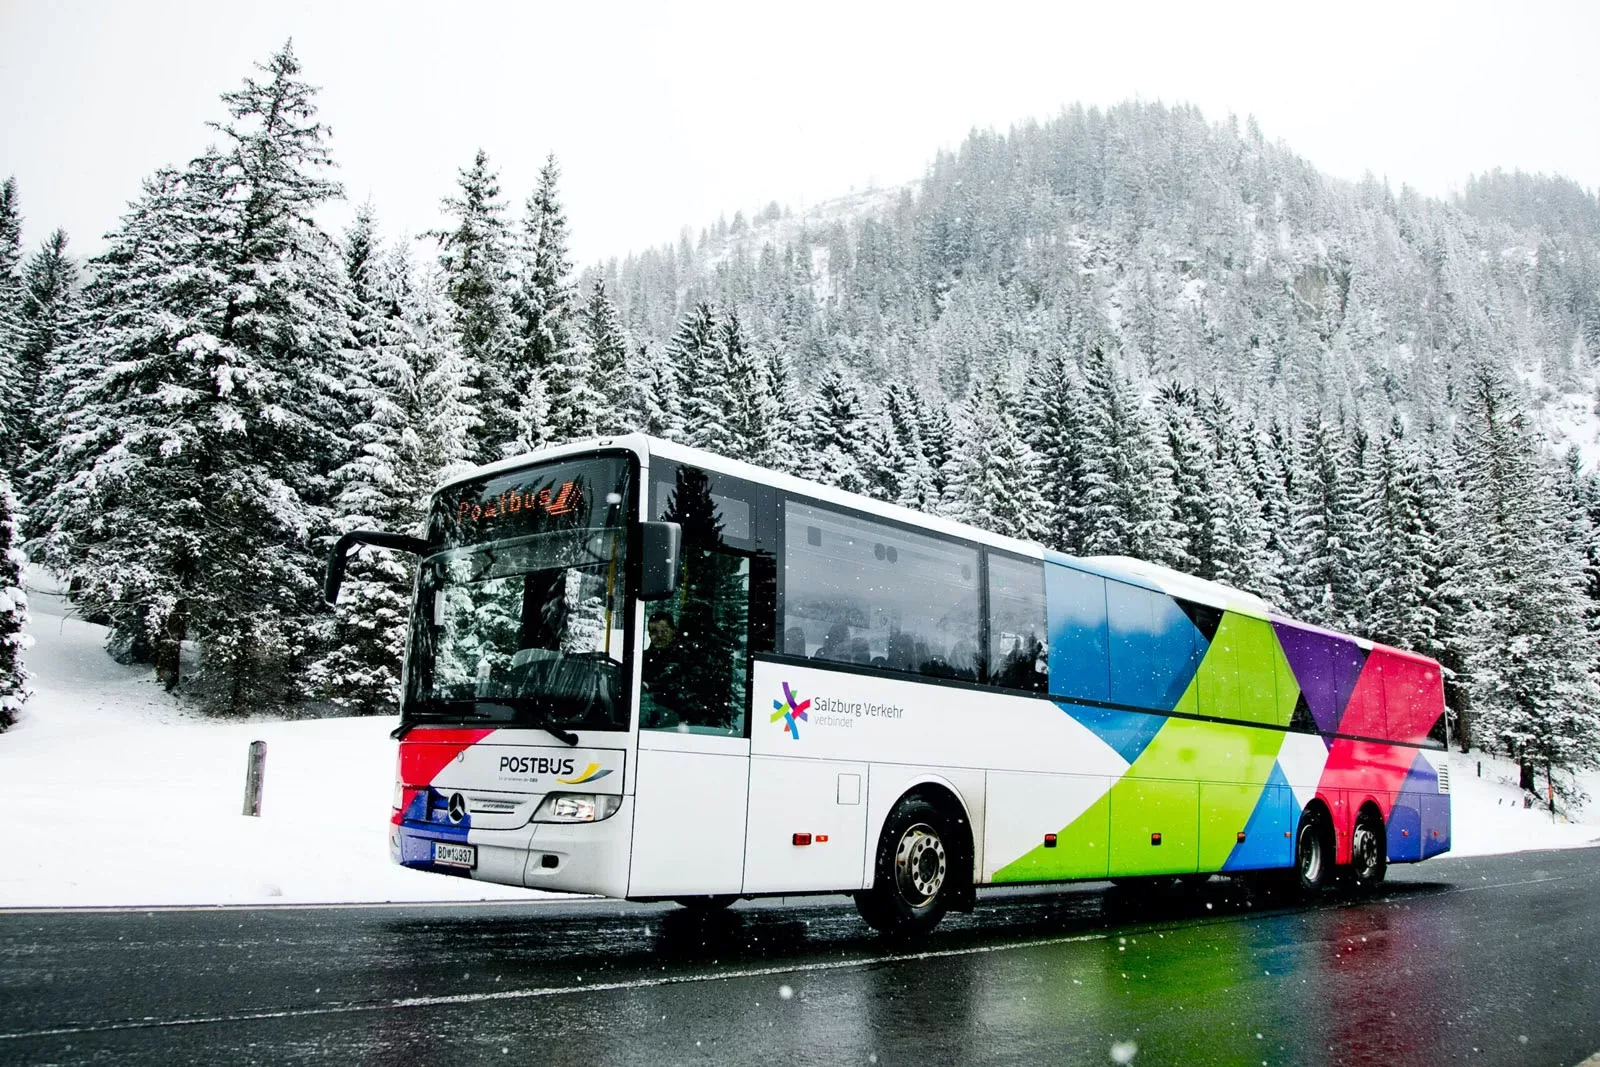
top-left (639, 521), bottom-right (682, 601)
top-left (324, 530), bottom-right (429, 605)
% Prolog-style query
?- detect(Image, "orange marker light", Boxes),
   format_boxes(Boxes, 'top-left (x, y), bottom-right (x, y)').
top-left (816, 834), bottom-right (830, 844)
top-left (1237, 831), bottom-right (1247, 843)
top-left (1151, 832), bottom-right (1162, 846)
top-left (1043, 833), bottom-right (1058, 848)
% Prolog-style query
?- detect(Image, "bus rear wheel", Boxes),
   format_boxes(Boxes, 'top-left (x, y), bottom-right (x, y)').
top-left (1350, 810), bottom-right (1387, 889)
top-left (855, 796), bottom-right (956, 937)
top-left (1294, 810), bottom-right (1331, 895)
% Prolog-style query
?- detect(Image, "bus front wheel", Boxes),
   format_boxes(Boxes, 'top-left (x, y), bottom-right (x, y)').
top-left (855, 796), bottom-right (956, 937)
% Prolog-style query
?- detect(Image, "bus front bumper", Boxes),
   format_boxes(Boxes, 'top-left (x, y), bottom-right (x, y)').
top-left (390, 794), bottom-right (633, 899)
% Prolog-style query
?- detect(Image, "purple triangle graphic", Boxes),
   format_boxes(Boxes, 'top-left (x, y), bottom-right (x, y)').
top-left (1398, 750), bottom-right (1438, 795)
top-left (1272, 619), bottom-right (1367, 736)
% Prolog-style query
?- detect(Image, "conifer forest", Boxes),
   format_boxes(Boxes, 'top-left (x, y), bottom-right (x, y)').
top-left (2, 44), bottom-right (1598, 787)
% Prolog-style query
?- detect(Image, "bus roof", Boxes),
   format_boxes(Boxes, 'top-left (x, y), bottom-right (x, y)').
top-left (440, 434), bottom-right (1281, 615)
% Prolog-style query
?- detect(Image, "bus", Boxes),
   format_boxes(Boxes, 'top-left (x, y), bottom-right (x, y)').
top-left (324, 434), bottom-right (1451, 935)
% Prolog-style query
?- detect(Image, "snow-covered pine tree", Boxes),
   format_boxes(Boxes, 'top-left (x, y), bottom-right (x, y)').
top-left (761, 345), bottom-right (802, 474)
top-left (1284, 414), bottom-right (1364, 630)
top-left (863, 381), bottom-right (936, 509)
top-left (0, 178), bottom-right (26, 470)
top-left (189, 41), bottom-right (353, 712)
top-left (1363, 417), bottom-right (1451, 660)
top-left (1196, 390), bottom-right (1275, 597)
top-left (518, 155), bottom-right (590, 445)
top-left (1248, 418), bottom-right (1296, 606)
top-left (1454, 362), bottom-right (1600, 778)
top-left (437, 149), bottom-right (521, 460)
top-left (1156, 382), bottom-right (1209, 575)
top-left (36, 44), bottom-right (353, 712)
top-left (1076, 345), bottom-right (1182, 564)
top-left (575, 279), bottom-right (632, 435)
top-left (11, 230), bottom-right (81, 489)
top-left (720, 309), bottom-right (780, 465)
top-left (1024, 349), bottom-right (1087, 554)
top-left (918, 398), bottom-right (957, 501)
top-left (804, 364), bottom-right (871, 494)
top-left (631, 339), bottom-right (683, 440)
top-left (412, 263), bottom-right (481, 485)
top-left (671, 301), bottom-right (736, 452)
top-left (0, 469), bottom-right (28, 731)
top-left (311, 230), bottom-right (442, 715)
top-left (943, 372), bottom-right (1047, 540)
top-left (26, 166), bottom-right (198, 672)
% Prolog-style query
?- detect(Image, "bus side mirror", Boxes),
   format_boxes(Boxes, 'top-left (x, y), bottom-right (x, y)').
top-left (639, 521), bottom-right (682, 601)
top-left (325, 530), bottom-right (430, 605)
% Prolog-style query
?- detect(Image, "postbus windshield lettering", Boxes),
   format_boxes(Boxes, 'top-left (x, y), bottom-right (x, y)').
top-left (457, 480), bottom-right (583, 525)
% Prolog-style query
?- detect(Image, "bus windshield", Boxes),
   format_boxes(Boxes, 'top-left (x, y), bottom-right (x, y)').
top-left (404, 454), bottom-right (633, 732)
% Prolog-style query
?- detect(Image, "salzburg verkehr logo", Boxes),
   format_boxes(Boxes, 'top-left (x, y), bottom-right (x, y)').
top-left (771, 682), bottom-right (811, 740)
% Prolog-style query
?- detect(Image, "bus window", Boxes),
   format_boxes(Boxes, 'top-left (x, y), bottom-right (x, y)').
top-left (988, 554), bottom-right (1048, 692)
top-left (1107, 581), bottom-right (1202, 711)
top-left (783, 500), bottom-right (981, 682)
top-left (640, 465), bottom-right (752, 736)
top-left (1044, 564), bottom-right (1110, 704)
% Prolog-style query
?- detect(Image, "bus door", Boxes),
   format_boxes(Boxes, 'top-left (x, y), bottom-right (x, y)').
top-left (628, 464), bottom-right (771, 897)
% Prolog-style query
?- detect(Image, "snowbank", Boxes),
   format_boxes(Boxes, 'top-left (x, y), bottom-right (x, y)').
top-left (1, 580), bottom-right (1595, 909)
top-left (0, 586), bottom-right (536, 908)
top-left (1447, 747), bottom-right (1600, 857)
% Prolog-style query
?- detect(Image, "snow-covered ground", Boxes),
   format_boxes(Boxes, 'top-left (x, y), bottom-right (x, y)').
top-left (0, 582), bottom-right (537, 908)
top-left (1, 578), bottom-right (1594, 909)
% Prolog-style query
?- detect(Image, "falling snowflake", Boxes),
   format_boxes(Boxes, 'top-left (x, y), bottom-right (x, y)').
top-left (1111, 1040), bottom-right (1138, 1064)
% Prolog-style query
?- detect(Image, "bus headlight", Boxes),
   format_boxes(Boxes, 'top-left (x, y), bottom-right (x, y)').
top-left (534, 793), bottom-right (622, 823)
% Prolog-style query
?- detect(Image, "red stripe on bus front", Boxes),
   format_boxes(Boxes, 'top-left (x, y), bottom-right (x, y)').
top-left (398, 728), bottom-right (496, 786)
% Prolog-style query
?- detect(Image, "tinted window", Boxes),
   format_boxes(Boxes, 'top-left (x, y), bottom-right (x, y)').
top-left (783, 500), bottom-right (981, 681)
top-left (988, 554), bottom-right (1048, 692)
top-left (1045, 564), bottom-right (1110, 703)
top-left (1107, 581), bottom-right (1203, 710)
top-left (640, 466), bottom-right (753, 736)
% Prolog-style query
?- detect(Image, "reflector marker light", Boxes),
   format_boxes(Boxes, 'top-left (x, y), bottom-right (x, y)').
top-left (793, 833), bottom-right (812, 846)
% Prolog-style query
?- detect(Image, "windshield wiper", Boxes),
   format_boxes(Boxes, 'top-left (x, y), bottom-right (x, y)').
top-left (398, 699), bottom-right (580, 746)
top-left (473, 700), bottom-right (581, 747)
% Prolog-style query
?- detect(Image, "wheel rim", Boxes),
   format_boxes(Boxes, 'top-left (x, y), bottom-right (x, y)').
top-left (893, 822), bottom-right (947, 908)
top-left (1299, 824), bottom-right (1323, 884)
top-left (1353, 823), bottom-right (1380, 881)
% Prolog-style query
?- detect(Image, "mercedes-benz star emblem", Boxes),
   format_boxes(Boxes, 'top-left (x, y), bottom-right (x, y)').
top-left (448, 792), bottom-right (467, 823)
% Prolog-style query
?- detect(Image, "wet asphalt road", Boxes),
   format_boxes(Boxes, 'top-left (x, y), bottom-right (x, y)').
top-left (1, 848), bottom-right (1598, 1066)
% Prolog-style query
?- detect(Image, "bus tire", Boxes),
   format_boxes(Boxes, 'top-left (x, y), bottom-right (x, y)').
top-left (1294, 808), bottom-right (1331, 895)
top-left (855, 796), bottom-right (956, 937)
top-left (1350, 808), bottom-right (1387, 889)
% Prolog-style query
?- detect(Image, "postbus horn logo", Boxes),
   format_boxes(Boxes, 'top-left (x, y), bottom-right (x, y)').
top-left (771, 682), bottom-right (811, 740)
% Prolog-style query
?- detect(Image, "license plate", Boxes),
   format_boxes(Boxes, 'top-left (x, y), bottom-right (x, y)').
top-left (433, 842), bottom-right (476, 868)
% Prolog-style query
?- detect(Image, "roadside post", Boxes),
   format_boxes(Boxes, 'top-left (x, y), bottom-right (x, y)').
top-left (243, 740), bottom-right (267, 817)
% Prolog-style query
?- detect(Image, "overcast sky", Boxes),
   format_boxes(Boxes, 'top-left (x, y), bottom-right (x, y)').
top-left (2, 0), bottom-right (1597, 267)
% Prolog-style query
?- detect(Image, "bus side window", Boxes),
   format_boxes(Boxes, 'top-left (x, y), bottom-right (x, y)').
top-left (1044, 564), bottom-right (1110, 704)
top-left (782, 500), bottom-right (981, 683)
top-left (640, 464), bottom-right (753, 737)
top-left (987, 554), bottom-right (1048, 692)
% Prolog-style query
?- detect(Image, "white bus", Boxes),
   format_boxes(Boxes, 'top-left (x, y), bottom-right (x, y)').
top-left (325, 435), bottom-right (1451, 936)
